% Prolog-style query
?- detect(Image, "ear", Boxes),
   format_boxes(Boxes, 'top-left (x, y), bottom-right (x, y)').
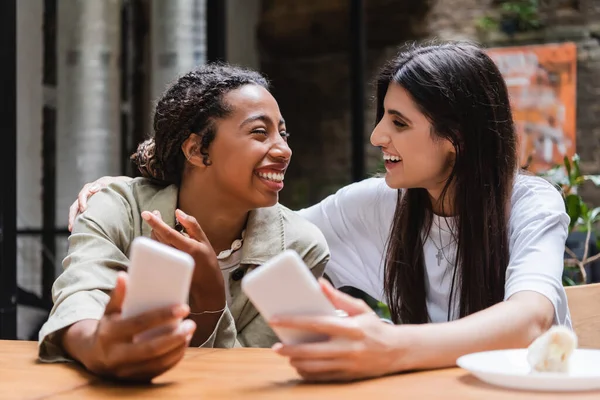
top-left (446, 139), bottom-right (457, 155)
top-left (181, 134), bottom-right (207, 167)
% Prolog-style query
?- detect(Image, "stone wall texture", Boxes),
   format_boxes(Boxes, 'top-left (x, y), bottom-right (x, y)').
top-left (257, 0), bottom-right (600, 208)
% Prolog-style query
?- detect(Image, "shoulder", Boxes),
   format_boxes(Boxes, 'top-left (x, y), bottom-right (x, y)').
top-left (330, 177), bottom-right (396, 206)
top-left (508, 173), bottom-right (570, 241)
top-left (74, 177), bottom-right (177, 236)
top-left (279, 204), bottom-right (328, 250)
top-left (278, 204), bottom-right (330, 267)
top-left (297, 177), bottom-right (396, 234)
top-left (114, 177), bottom-right (177, 205)
top-left (76, 179), bottom-right (141, 228)
top-left (86, 177), bottom-right (162, 209)
top-left (100, 177), bottom-right (179, 218)
top-left (510, 174), bottom-right (568, 222)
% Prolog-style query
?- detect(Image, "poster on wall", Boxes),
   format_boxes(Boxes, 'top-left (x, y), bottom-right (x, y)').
top-left (487, 42), bottom-right (577, 173)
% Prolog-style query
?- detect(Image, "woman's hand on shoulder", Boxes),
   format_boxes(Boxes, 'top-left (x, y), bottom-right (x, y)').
top-left (270, 279), bottom-right (409, 382)
top-left (68, 176), bottom-right (133, 231)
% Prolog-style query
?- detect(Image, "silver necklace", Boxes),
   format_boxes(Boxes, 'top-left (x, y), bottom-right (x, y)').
top-left (430, 220), bottom-right (456, 266)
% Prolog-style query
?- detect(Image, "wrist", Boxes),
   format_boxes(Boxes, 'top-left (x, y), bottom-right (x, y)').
top-left (190, 283), bottom-right (226, 313)
top-left (62, 319), bottom-right (99, 367)
top-left (397, 323), bottom-right (460, 371)
top-left (391, 324), bottom-right (422, 372)
top-left (191, 260), bottom-right (224, 291)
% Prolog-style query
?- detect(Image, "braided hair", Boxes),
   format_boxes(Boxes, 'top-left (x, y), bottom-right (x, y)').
top-left (131, 63), bottom-right (270, 185)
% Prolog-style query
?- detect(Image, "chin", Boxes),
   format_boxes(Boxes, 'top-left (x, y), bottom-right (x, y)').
top-left (251, 192), bottom-right (279, 209)
top-left (384, 174), bottom-right (406, 190)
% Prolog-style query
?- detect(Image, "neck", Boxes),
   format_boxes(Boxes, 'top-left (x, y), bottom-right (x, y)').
top-left (427, 184), bottom-right (455, 217)
top-left (178, 176), bottom-right (249, 254)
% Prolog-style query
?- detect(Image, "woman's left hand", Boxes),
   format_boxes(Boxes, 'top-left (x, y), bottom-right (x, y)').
top-left (141, 209), bottom-right (224, 300)
top-left (270, 279), bottom-right (409, 382)
top-left (140, 209), bottom-right (225, 347)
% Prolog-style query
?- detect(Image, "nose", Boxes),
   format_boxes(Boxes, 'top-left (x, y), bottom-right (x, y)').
top-left (370, 119), bottom-right (390, 148)
top-left (269, 136), bottom-right (292, 161)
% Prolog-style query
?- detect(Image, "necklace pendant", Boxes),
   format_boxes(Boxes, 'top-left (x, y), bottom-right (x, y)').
top-left (436, 249), bottom-right (443, 266)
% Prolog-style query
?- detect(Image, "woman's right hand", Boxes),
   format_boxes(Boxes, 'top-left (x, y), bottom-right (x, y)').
top-left (68, 176), bottom-right (132, 231)
top-left (62, 272), bottom-right (196, 382)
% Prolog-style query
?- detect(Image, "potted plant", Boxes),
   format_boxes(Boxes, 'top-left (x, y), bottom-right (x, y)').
top-left (539, 154), bottom-right (600, 285)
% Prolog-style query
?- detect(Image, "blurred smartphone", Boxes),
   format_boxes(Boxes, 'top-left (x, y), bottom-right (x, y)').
top-left (122, 237), bottom-right (194, 340)
top-left (241, 250), bottom-right (337, 345)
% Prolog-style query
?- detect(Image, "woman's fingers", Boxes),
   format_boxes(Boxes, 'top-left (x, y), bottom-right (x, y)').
top-left (104, 272), bottom-right (128, 315)
top-left (113, 338), bottom-right (191, 381)
top-left (68, 200), bottom-right (80, 232)
top-left (142, 211), bottom-right (211, 260)
top-left (272, 340), bottom-right (355, 360)
top-left (77, 183), bottom-right (99, 213)
top-left (319, 278), bottom-right (372, 316)
top-left (111, 319), bottom-right (195, 366)
top-left (175, 209), bottom-right (209, 242)
top-left (141, 211), bottom-right (185, 248)
top-left (296, 368), bottom-right (353, 383)
top-left (270, 316), bottom-right (364, 339)
top-left (68, 183), bottom-right (103, 230)
top-left (108, 304), bottom-right (190, 341)
top-left (290, 358), bottom-right (349, 375)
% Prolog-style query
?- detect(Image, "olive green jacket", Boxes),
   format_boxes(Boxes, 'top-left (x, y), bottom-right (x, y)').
top-left (38, 178), bottom-right (330, 362)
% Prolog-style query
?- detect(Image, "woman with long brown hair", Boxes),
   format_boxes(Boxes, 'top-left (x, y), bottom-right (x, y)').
top-left (270, 41), bottom-right (570, 381)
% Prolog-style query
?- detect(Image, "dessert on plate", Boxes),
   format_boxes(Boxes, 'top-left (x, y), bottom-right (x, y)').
top-left (527, 326), bottom-right (578, 373)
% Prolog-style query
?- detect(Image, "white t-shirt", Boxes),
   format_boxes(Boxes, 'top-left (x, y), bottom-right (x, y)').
top-left (297, 174), bottom-right (571, 327)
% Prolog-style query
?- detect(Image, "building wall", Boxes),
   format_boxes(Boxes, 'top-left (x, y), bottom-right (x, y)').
top-left (16, 0), bottom-right (45, 340)
top-left (256, 0), bottom-right (600, 209)
top-left (430, 0), bottom-right (600, 204)
top-left (226, 0), bottom-right (261, 69)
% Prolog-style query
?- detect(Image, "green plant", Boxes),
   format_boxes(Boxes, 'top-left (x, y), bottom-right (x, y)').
top-left (501, 0), bottom-right (541, 30)
top-left (539, 154), bottom-right (600, 285)
top-left (475, 15), bottom-right (499, 32)
top-left (475, 0), bottom-right (541, 34)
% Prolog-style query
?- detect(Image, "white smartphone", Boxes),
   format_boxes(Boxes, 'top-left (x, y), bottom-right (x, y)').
top-left (122, 237), bottom-right (194, 326)
top-left (241, 249), bottom-right (338, 345)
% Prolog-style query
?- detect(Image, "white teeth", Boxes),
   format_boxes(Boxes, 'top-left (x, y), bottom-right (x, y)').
top-left (258, 172), bottom-right (284, 182)
top-left (383, 153), bottom-right (402, 162)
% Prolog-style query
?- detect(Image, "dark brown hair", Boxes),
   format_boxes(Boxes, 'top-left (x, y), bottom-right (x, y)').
top-left (131, 63), bottom-right (269, 185)
top-left (380, 42), bottom-right (517, 324)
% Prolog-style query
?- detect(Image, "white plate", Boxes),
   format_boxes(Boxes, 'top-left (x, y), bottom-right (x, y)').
top-left (457, 349), bottom-right (600, 392)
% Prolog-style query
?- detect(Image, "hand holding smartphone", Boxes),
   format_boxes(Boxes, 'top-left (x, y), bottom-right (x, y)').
top-left (122, 237), bottom-right (195, 341)
top-left (242, 250), bottom-right (338, 345)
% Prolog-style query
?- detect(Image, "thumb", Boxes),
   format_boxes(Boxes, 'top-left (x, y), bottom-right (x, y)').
top-left (318, 278), bottom-right (372, 317)
top-left (105, 271), bottom-right (128, 315)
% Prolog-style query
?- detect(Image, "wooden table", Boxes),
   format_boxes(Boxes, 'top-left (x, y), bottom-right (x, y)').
top-left (1, 340), bottom-right (598, 399)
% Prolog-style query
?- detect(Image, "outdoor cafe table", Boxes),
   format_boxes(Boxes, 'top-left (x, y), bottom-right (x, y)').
top-left (1, 340), bottom-right (598, 399)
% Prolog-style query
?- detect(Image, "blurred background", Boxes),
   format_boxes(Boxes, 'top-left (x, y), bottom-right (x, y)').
top-left (1, 0), bottom-right (599, 341)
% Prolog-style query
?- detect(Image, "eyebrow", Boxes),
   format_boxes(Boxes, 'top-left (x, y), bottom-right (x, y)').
top-left (387, 109), bottom-right (412, 124)
top-left (240, 114), bottom-right (286, 127)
